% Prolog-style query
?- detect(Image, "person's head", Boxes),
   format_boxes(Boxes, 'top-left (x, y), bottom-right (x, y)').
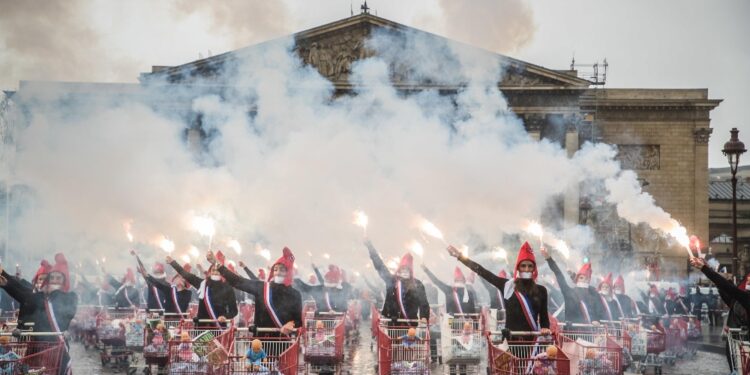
top-left (153, 263), bottom-right (166, 279)
top-left (156, 323), bottom-right (166, 332)
top-left (315, 320), bottom-right (324, 330)
top-left (0, 336), bottom-right (9, 346)
top-left (324, 265), bottom-right (341, 288)
top-left (576, 263), bottom-right (592, 288)
top-left (180, 332), bottom-right (190, 342)
top-left (396, 253), bottom-right (414, 280)
top-left (462, 321), bottom-right (473, 334)
top-left (407, 327), bottom-right (416, 338)
top-left (47, 253), bottom-right (70, 293)
top-left (272, 263), bottom-right (287, 283)
top-left (209, 266), bottom-right (222, 281)
top-left (270, 247), bottom-right (295, 286)
top-left (598, 273), bottom-right (613, 297)
top-left (251, 339), bottom-right (262, 352)
top-left (513, 242), bottom-right (537, 281)
top-left (46, 271), bottom-right (66, 293)
top-left (33, 260), bottom-right (52, 291)
top-left (613, 275), bottom-right (625, 295)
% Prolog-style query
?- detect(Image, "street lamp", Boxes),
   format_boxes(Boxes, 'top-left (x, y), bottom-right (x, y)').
top-left (722, 127), bottom-right (746, 275)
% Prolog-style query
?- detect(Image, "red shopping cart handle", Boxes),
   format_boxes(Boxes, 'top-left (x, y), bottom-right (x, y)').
top-left (0, 331), bottom-right (65, 337)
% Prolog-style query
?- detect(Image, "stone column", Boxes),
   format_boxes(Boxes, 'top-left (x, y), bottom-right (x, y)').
top-left (693, 127), bottom-right (712, 257)
top-left (564, 116), bottom-right (581, 226)
top-left (524, 114), bottom-right (544, 141)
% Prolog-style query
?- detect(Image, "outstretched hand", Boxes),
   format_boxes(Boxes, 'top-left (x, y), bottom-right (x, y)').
top-left (206, 250), bottom-right (216, 264)
top-left (238, 261), bottom-right (246, 269)
top-left (165, 255), bottom-right (173, 264)
top-left (540, 247), bottom-right (550, 260)
top-left (446, 245), bottom-right (462, 258)
top-left (689, 257), bottom-right (706, 269)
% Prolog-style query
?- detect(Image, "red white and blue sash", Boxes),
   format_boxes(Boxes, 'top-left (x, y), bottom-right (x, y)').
top-left (599, 295), bottom-right (613, 320)
top-left (580, 301), bottom-right (592, 323)
top-left (46, 299), bottom-right (72, 375)
top-left (171, 286), bottom-right (183, 315)
top-left (203, 285), bottom-right (218, 320)
top-left (396, 280), bottom-right (409, 319)
top-left (633, 299), bottom-right (641, 315)
top-left (514, 291), bottom-right (539, 331)
top-left (325, 291), bottom-right (333, 311)
top-left (152, 286), bottom-right (164, 310)
top-left (263, 282), bottom-right (284, 328)
top-left (613, 296), bottom-right (625, 318)
top-left (452, 288), bottom-right (464, 314)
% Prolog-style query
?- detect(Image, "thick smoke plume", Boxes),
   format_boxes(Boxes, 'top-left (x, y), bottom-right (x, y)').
top-left (1, 28), bottom-right (690, 287)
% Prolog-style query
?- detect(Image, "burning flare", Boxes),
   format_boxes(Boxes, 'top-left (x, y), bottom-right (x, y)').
top-left (257, 247), bottom-right (271, 261)
top-left (124, 221), bottom-right (134, 243)
top-left (353, 210), bottom-right (369, 235)
top-left (525, 220), bottom-right (544, 246)
top-left (188, 245), bottom-right (200, 259)
top-left (418, 217), bottom-right (446, 244)
top-left (191, 215), bottom-right (216, 238)
top-left (407, 240), bottom-right (424, 256)
top-left (554, 240), bottom-right (571, 259)
top-left (666, 223), bottom-right (693, 258)
top-left (180, 254), bottom-right (191, 264)
top-left (493, 247), bottom-right (508, 263)
top-left (158, 236), bottom-right (175, 254)
top-left (227, 239), bottom-right (242, 255)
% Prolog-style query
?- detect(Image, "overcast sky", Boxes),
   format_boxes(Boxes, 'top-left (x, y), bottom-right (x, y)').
top-left (1, 0), bottom-right (747, 167)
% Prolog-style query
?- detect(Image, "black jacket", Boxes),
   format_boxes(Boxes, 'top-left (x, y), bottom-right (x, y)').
top-left (1, 270), bottom-right (77, 337)
top-left (614, 293), bottom-right (638, 318)
top-left (458, 256), bottom-right (549, 332)
top-left (422, 266), bottom-right (476, 314)
top-left (217, 265), bottom-right (302, 329)
top-left (143, 275), bottom-right (169, 311)
top-left (108, 276), bottom-right (140, 308)
top-left (146, 275), bottom-right (192, 314)
top-left (547, 257), bottom-right (587, 323)
top-left (700, 265), bottom-right (750, 329)
top-left (169, 261), bottom-right (238, 320)
top-left (366, 243), bottom-right (430, 322)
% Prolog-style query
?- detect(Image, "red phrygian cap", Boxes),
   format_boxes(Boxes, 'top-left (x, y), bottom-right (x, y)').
top-left (576, 263), bottom-right (592, 280)
top-left (50, 253), bottom-right (70, 292)
top-left (258, 268), bottom-right (266, 281)
top-left (598, 273), bottom-right (613, 291)
top-left (33, 260), bottom-right (52, 286)
top-left (614, 275), bottom-right (625, 290)
top-left (453, 267), bottom-right (466, 282)
top-left (122, 268), bottom-right (136, 284)
top-left (514, 242), bottom-right (537, 280)
top-left (153, 262), bottom-right (165, 275)
top-left (498, 269), bottom-right (508, 279)
top-left (324, 265), bottom-right (341, 284)
top-left (269, 247), bottom-right (295, 286)
top-left (398, 253), bottom-right (414, 278)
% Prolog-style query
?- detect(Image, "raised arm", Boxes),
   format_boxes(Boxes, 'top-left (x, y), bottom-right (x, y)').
top-left (364, 240), bottom-right (394, 285)
top-left (0, 270), bottom-right (35, 310)
top-left (313, 264), bottom-right (324, 285)
top-left (420, 265), bottom-right (450, 294)
top-left (107, 274), bottom-right (123, 290)
top-left (693, 258), bottom-right (750, 311)
top-left (238, 261), bottom-right (258, 280)
top-left (447, 246), bottom-right (507, 291)
top-left (293, 278), bottom-right (315, 293)
top-left (542, 250), bottom-right (575, 298)
top-left (145, 274), bottom-right (171, 292)
top-left (168, 260), bottom-right (203, 289)
top-left (218, 264), bottom-right (262, 296)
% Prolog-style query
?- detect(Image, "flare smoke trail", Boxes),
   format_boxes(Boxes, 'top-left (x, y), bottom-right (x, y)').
top-left (0, 27), bottom-right (691, 286)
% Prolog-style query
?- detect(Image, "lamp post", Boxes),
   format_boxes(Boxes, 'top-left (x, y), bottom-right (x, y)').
top-left (722, 128), bottom-right (746, 276)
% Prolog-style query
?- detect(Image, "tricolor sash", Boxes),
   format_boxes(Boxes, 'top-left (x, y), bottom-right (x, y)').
top-left (396, 280), bottom-right (409, 319)
top-left (600, 295), bottom-right (613, 320)
top-left (45, 298), bottom-right (72, 375)
top-left (203, 285), bottom-right (218, 320)
top-left (580, 301), bottom-right (592, 323)
top-left (152, 286), bottom-right (164, 310)
top-left (452, 288), bottom-right (464, 314)
top-left (171, 286), bottom-right (183, 315)
top-left (116, 284), bottom-right (135, 308)
top-left (633, 300), bottom-right (641, 315)
top-left (263, 282), bottom-right (284, 328)
top-left (514, 291), bottom-right (539, 331)
top-left (613, 296), bottom-right (625, 318)
top-left (325, 291), bottom-right (334, 311)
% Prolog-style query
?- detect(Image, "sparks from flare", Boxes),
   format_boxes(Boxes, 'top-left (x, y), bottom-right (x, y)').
top-left (124, 221), bottom-right (134, 243)
top-left (554, 240), bottom-right (571, 259)
top-left (158, 236), bottom-right (175, 253)
top-left (257, 248), bottom-right (271, 261)
top-left (407, 240), bottom-right (424, 257)
top-left (418, 217), bottom-right (447, 244)
top-left (180, 254), bottom-right (191, 263)
top-left (323, 253), bottom-right (331, 259)
top-left (667, 224), bottom-right (693, 258)
top-left (493, 247), bottom-right (509, 263)
top-left (353, 210), bottom-right (369, 236)
top-left (227, 239), bottom-right (242, 255)
top-left (188, 245), bottom-right (200, 259)
top-left (191, 215), bottom-right (216, 249)
top-left (525, 220), bottom-right (544, 247)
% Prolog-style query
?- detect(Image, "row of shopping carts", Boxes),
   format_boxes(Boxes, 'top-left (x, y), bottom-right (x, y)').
top-left (0, 321), bottom-right (67, 375)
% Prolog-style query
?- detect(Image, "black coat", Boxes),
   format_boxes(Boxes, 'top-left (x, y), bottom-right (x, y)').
top-left (146, 275), bottom-right (192, 314)
top-left (108, 276), bottom-right (140, 308)
top-left (459, 257), bottom-right (549, 332)
top-left (700, 265), bottom-right (750, 329)
top-left (548, 257), bottom-right (587, 323)
top-left (366, 243), bottom-right (430, 322)
top-left (169, 261), bottom-right (238, 320)
top-left (614, 293), bottom-right (638, 318)
top-left (144, 275), bottom-right (169, 311)
top-left (293, 279), bottom-right (348, 313)
top-left (218, 265), bottom-right (302, 329)
top-left (422, 266), bottom-right (476, 314)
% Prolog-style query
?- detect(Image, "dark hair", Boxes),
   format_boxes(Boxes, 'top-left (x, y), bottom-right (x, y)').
top-left (514, 279), bottom-right (539, 298)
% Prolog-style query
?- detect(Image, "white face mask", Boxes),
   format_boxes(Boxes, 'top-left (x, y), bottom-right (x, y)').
top-left (324, 282), bottom-right (337, 288)
top-left (599, 290), bottom-right (609, 296)
top-left (454, 282), bottom-right (466, 289)
top-left (47, 284), bottom-right (61, 292)
top-left (210, 275), bottom-right (222, 281)
top-left (274, 275), bottom-right (285, 284)
top-left (576, 281), bottom-right (589, 288)
top-left (398, 270), bottom-right (411, 279)
top-left (519, 272), bottom-right (533, 280)
top-left (153, 272), bottom-right (166, 279)
top-left (614, 289), bottom-right (624, 295)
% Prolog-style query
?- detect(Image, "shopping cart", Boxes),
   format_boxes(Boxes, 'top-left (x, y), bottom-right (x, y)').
top-left (346, 299), bottom-right (362, 338)
top-left (557, 322), bottom-right (622, 375)
top-left (487, 330), bottom-right (570, 375)
top-left (0, 331), bottom-right (65, 375)
top-left (97, 309), bottom-right (136, 370)
top-left (303, 313), bottom-right (345, 374)
top-left (167, 324), bottom-right (234, 375)
top-left (69, 305), bottom-right (100, 349)
top-left (229, 326), bottom-right (299, 375)
top-left (376, 319), bottom-right (431, 375)
top-left (428, 304), bottom-right (444, 365)
top-left (625, 318), bottom-right (666, 374)
top-left (0, 310), bottom-right (17, 325)
top-left (302, 300), bottom-right (317, 327)
top-left (727, 328), bottom-right (750, 375)
top-left (370, 305), bottom-right (380, 351)
top-left (140, 314), bottom-right (188, 374)
top-left (440, 313), bottom-right (481, 375)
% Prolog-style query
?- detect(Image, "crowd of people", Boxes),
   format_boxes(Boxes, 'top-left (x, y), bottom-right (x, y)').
top-left (0, 240), bottom-right (745, 373)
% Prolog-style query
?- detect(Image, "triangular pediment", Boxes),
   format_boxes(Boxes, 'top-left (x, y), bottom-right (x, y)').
top-left (142, 14), bottom-right (591, 89)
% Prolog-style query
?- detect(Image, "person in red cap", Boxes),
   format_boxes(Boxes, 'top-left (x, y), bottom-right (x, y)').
top-left (670, 285), bottom-right (691, 315)
top-left (612, 275), bottom-right (638, 319)
top-left (421, 265), bottom-right (476, 315)
top-left (105, 267), bottom-right (140, 309)
top-left (295, 264), bottom-right (348, 313)
top-left (138, 262), bottom-right (192, 315)
top-left (168, 251), bottom-right (237, 322)
top-left (643, 284), bottom-right (667, 316)
top-left (597, 273), bottom-right (620, 321)
top-left (364, 240), bottom-right (430, 324)
top-left (449, 242), bottom-right (550, 336)
top-left (0, 253), bottom-right (77, 374)
top-left (541, 248), bottom-right (608, 325)
top-left (138, 261), bottom-right (168, 312)
top-left (209, 248), bottom-right (301, 335)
